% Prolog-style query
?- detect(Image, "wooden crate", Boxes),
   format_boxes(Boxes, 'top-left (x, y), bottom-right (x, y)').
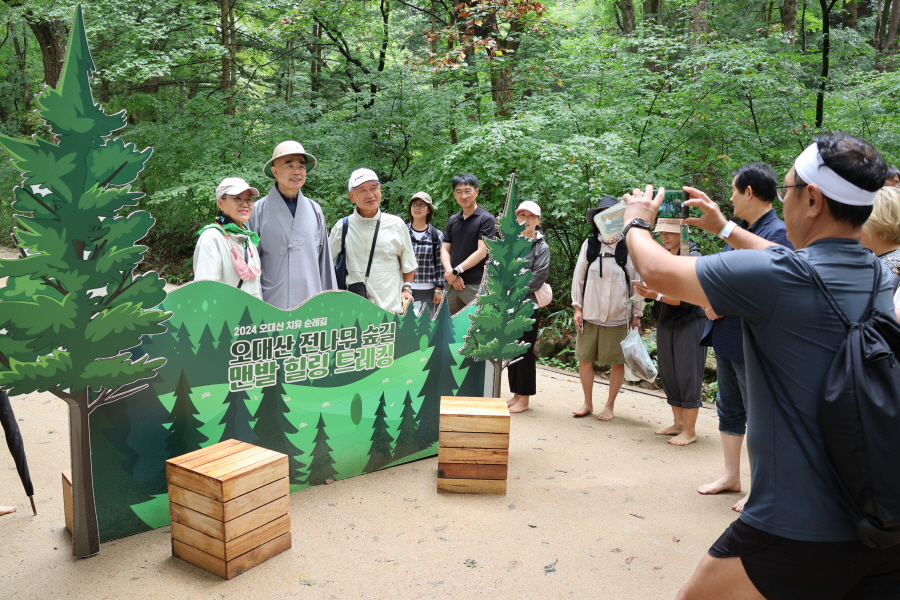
top-left (438, 397), bottom-right (510, 495)
top-left (62, 471), bottom-right (73, 535)
top-left (166, 440), bottom-right (291, 579)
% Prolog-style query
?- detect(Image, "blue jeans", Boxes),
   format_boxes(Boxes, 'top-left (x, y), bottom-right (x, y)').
top-left (715, 355), bottom-right (748, 436)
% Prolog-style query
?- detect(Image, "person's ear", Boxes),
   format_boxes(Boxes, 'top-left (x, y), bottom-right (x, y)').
top-left (805, 184), bottom-right (826, 218)
top-left (217, 197), bottom-right (226, 211)
top-left (744, 185), bottom-right (753, 201)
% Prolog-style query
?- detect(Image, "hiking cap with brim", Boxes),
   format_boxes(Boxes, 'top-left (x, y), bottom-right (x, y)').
top-left (410, 191), bottom-right (433, 206)
top-left (263, 140), bottom-right (318, 179)
top-left (654, 217), bottom-right (683, 234)
top-left (586, 195), bottom-right (621, 225)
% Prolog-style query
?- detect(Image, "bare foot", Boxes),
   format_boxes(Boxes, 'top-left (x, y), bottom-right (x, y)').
top-left (597, 407), bottom-right (614, 421)
top-left (0, 505), bottom-right (17, 516)
top-left (655, 425), bottom-right (682, 435)
top-left (668, 432), bottom-right (697, 446)
top-left (573, 403), bottom-right (593, 417)
top-left (507, 395), bottom-right (519, 408)
top-left (509, 399), bottom-right (529, 414)
top-left (697, 475), bottom-right (742, 495)
top-left (732, 494), bottom-right (750, 513)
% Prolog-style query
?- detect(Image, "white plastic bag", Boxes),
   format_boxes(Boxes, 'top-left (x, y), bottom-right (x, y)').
top-left (620, 328), bottom-right (658, 381)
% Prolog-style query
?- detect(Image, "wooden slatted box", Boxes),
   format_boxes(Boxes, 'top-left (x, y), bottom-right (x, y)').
top-left (438, 396), bottom-right (510, 494)
top-left (166, 439), bottom-right (291, 579)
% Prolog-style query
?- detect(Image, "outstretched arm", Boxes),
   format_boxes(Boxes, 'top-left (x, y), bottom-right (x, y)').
top-left (682, 186), bottom-right (775, 251)
top-left (622, 185), bottom-right (711, 309)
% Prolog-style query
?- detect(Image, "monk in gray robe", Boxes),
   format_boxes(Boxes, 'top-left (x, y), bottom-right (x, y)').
top-left (248, 140), bottom-right (337, 310)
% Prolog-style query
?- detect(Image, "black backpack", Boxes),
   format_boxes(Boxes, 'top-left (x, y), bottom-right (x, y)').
top-left (751, 258), bottom-right (900, 549)
top-left (582, 235), bottom-right (630, 298)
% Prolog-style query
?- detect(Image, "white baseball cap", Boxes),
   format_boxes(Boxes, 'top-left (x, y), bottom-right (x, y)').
top-left (263, 140), bottom-right (318, 179)
top-left (216, 177), bottom-right (260, 199)
top-left (515, 200), bottom-right (542, 217)
top-left (348, 168), bottom-right (380, 191)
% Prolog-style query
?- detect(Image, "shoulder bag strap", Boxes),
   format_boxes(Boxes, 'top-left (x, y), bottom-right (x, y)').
top-left (364, 215), bottom-right (381, 282)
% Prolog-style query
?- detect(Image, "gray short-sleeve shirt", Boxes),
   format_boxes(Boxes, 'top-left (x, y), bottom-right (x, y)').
top-left (696, 238), bottom-right (893, 542)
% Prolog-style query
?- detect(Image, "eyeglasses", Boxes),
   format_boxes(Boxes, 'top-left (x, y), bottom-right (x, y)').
top-left (775, 182), bottom-right (807, 201)
top-left (410, 202), bottom-right (428, 208)
top-left (226, 195), bottom-right (255, 206)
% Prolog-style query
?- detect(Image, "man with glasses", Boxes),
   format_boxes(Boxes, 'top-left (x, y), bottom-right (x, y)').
top-left (692, 163), bottom-right (793, 513)
top-left (622, 132), bottom-right (898, 599)
top-left (441, 173), bottom-right (497, 314)
top-left (249, 141), bottom-right (337, 310)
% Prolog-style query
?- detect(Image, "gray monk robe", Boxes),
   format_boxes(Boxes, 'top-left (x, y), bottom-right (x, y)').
top-left (248, 187), bottom-right (337, 310)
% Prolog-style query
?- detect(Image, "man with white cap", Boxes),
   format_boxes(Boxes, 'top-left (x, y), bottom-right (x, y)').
top-left (621, 132), bottom-right (899, 598)
top-left (329, 168), bottom-right (417, 314)
top-left (248, 141), bottom-right (336, 310)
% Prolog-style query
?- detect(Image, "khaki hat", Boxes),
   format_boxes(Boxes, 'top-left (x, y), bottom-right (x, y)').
top-left (216, 177), bottom-right (260, 199)
top-left (410, 191), bottom-right (433, 206)
top-left (654, 217), bottom-right (683, 234)
top-left (264, 141), bottom-right (318, 179)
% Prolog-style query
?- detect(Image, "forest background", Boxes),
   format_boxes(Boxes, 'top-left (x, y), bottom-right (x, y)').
top-left (0, 0), bottom-right (898, 368)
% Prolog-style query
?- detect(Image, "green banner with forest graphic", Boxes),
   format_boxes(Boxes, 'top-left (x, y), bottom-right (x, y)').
top-left (90, 283), bottom-right (486, 542)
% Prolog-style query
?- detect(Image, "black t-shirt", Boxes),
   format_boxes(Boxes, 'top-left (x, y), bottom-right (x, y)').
top-left (443, 205), bottom-right (497, 285)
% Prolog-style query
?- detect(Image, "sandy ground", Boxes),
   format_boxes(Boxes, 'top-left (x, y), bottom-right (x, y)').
top-left (0, 367), bottom-right (749, 600)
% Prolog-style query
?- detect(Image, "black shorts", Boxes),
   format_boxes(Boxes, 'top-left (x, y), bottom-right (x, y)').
top-left (709, 518), bottom-right (900, 600)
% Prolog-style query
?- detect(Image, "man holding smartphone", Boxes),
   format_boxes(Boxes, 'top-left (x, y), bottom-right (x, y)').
top-left (621, 133), bottom-right (899, 600)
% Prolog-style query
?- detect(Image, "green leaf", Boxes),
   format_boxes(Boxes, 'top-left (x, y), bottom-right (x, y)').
top-left (86, 140), bottom-right (152, 187)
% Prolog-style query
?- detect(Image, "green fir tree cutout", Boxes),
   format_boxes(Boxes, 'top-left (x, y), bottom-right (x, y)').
top-left (0, 5), bottom-right (169, 557)
top-left (459, 174), bottom-right (535, 397)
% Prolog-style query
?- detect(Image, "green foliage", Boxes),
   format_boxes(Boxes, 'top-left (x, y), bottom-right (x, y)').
top-left (460, 177), bottom-right (535, 365)
top-left (0, 5), bottom-right (169, 398)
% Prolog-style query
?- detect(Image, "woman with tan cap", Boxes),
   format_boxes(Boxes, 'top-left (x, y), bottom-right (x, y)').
top-left (193, 177), bottom-right (262, 299)
top-left (405, 191), bottom-right (444, 317)
top-left (634, 218), bottom-right (707, 446)
top-left (247, 140), bottom-right (336, 310)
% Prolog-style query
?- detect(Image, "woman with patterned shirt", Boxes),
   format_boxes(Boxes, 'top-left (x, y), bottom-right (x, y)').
top-left (406, 191), bottom-right (445, 317)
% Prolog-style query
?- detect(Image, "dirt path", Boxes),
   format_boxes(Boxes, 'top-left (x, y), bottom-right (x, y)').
top-left (0, 369), bottom-right (747, 600)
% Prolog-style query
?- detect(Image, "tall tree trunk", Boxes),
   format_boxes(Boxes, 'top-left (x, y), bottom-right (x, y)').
top-left (690, 0), bottom-right (709, 49)
top-left (643, 0), bottom-right (664, 22)
top-left (26, 15), bottom-right (67, 87)
top-left (781, 0), bottom-right (798, 43)
top-left (842, 0), bottom-right (858, 28)
top-left (10, 21), bottom-right (31, 135)
top-left (310, 23), bottom-right (323, 93)
top-left (221, 0), bottom-right (234, 115)
top-left (816, 0), bottom-right (839, 128)
top-left (615, 0), bottom-right (636, 33)
top-left (884, 0), bottom-right (900, 47)
top-left (62, 390), bottom-right (100, 557)
top-left (875, 0), bottom-right (884, 48)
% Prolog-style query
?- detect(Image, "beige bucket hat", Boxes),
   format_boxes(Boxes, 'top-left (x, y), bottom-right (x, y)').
top-left (263, 141), bottom-right (318, 179)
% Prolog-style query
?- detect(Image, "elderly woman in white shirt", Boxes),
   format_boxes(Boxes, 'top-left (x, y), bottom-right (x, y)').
top-left (193, 177), bottom-right (263, 299)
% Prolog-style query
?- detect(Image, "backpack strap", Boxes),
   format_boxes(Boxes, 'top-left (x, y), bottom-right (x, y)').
top-left (428, 224), bottom-right (441, 268)
top-left (363, 215), bottom-right (381, 281)
top-left (798, 255), bottom-right (880, 330)
top-left (340, 217), bottom-right (349, 255)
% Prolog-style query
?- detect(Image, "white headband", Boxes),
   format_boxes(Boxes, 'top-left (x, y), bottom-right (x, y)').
top-left (793, 142), bottom-right (877, 207)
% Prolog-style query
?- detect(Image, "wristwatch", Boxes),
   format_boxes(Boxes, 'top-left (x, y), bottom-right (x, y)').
top-left (622, 218), bottom-right (652, 238)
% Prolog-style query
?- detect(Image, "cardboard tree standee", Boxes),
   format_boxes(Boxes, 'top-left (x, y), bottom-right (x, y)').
top-left (460, 174), bottom-right (535, 397)
top-left (0, 5), bottom-right (169, 557)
